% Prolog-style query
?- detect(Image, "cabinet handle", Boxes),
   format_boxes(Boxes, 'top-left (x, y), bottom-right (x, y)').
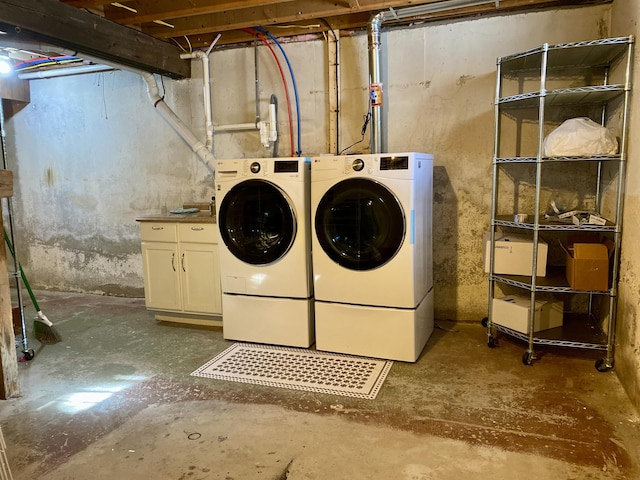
top-left (171, 253), bottom-right (176, 271)
top-left (191, 226), bottom-right (204, 231)
top-left (151, 226), bottom-right (164, 230)
top-left (181, 253), bottom-right (186, 272)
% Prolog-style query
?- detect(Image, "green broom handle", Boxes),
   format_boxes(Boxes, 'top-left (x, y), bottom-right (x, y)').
top-left (4, 228), bottom-right (41, 312)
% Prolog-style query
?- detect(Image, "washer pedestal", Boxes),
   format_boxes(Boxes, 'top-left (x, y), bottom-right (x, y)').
top-left (222, 294), bottom-right (315, 348)
top-left (314, 290), bottom-right (434, 362)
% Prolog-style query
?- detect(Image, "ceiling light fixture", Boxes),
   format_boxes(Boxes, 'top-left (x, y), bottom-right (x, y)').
top-left (0, 56), bottom-right (12, 74)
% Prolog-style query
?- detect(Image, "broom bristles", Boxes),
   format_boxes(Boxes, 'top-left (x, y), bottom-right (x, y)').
top-left (33, 318), bottom-right (62, 345)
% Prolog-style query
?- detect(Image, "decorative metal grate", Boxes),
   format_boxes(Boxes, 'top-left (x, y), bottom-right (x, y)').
top-left (191, 343), bottom-right (393, 399)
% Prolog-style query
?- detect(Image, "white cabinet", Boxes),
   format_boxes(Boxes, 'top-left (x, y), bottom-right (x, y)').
top-left (140, 221), bottom-right (222, 325)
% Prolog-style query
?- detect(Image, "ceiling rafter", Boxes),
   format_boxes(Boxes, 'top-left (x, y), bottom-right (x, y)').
top-left (56, 0), bottom-right (613, 45)
top-left (0, 0), bottom-right (613, 78)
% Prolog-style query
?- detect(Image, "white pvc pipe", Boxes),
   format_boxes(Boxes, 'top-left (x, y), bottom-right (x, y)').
top-left (268, 102), bottom-right (277, 143)
top-left (180, 34), bottom-right (220, 152)
top-left (213, 122), bottom-right (259, 132)
top-left (141, 72), bottom-right (215, 168)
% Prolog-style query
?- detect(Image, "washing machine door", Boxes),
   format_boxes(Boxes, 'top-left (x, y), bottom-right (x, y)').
top-left (219, 179), bottom-right (296, 265)
top-left (315, 178), bottom-right (404, 271)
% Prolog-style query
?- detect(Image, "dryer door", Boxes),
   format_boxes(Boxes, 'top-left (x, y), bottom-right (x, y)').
top-left (315, 178), bottom-right (404, 271)
top-left (219, 179), bottom-right (296, 265)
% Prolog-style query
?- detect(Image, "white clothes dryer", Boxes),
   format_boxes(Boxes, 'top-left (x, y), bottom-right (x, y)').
top-left (215, 157), bottom-right (314, 347)
top-left (311, 152), bottom-right (433, 361)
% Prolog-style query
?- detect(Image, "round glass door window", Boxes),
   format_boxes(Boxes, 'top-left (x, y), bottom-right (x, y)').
top-left (315, 178), bottom-right (405, 270)
top-left (219, 179), bottom-right (296, 265)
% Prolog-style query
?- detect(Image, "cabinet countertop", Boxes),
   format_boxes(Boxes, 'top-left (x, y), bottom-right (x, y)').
top-left (136, 211), bottom-right (216, 224)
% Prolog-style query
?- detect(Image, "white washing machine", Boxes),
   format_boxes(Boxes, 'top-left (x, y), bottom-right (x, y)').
top-left (215, 157), bottom-right (314, 347)
top-left (311, 152), bottom-right (434, 362)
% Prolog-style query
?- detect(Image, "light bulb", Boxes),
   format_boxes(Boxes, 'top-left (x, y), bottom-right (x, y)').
top-left (0, 58), bottom-right (11, 74)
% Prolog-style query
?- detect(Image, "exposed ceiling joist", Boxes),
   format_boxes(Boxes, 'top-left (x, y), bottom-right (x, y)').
top-left (0, 0), bottom-right (190, 78)
top-left (66, 0), bottom-right (612, 50)
top-left (0, 0), bottom-right (613, 79)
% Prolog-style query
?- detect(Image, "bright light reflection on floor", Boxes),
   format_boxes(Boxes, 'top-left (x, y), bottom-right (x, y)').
top-left (37, 375), bottom-right (147, 414)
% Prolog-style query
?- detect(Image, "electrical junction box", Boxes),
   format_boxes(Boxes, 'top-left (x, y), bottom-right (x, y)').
top-left (484, 233), bottom-right (548, 277)
top-left (492, 295), bottom-right (563, 334)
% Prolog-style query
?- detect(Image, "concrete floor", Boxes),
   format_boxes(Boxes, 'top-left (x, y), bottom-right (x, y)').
top-left (0, 291), bottom-right (639, 480)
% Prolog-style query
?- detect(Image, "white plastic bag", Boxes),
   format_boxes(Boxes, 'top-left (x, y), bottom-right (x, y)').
top-left (543, 117), bottom-right (618, 156)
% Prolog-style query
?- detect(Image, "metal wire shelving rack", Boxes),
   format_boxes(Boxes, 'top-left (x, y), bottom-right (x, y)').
top-left (484, 36), bottom-right (634, 370)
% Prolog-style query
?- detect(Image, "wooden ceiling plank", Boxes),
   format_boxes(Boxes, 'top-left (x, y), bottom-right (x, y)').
top-left (153, 0), bottom-right (611, 40)
top-left (0, 0), bottom-right (189, 78)
top-left (107, 0), bottom-right (297, 25)
top-left (141, 0), bottom-right (429, 38)
top-left (171, 0), bottom-right (611, 47)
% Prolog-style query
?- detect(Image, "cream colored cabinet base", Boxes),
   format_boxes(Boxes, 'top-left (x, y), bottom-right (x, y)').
top-left (140, 221), bottom-right (222, 326)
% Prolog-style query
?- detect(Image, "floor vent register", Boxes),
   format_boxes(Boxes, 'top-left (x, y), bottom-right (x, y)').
top-left (191, 343), bottom-right (393, 399)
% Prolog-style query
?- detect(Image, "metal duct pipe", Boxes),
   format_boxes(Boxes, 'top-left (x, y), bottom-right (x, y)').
top-left (367, 0), bottom-right (495, 153)
top-left (368, 12), bottom-right (385, 154)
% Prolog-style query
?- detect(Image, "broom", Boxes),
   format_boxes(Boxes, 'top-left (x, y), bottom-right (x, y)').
top-left (4, 229), bottom-right (62, 344)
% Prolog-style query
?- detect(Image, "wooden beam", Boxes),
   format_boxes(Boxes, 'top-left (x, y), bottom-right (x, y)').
top-left (0, 0), bottom-right (190, 79)
top-left (0, 169), bottom-right (18, 399)
top-left (0, 170), bottom-right (12, 198)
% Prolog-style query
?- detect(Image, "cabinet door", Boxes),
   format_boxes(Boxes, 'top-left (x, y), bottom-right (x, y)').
top-left (180, 242), bottom-right (222, 314)
top-left (141, 241), bottom-right (182, 311)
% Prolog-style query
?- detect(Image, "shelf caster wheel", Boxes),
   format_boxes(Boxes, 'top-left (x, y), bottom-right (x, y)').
top-left (522, 351), bottom-right (535, 366)
top-left (488, 335), bottom-right (497, 348)
top-left (22, 349), bottom-right (35, 361)
top-left (481, 317), bottom-right (489, 328)
top-left (595, 358), bottom-right (614, 372)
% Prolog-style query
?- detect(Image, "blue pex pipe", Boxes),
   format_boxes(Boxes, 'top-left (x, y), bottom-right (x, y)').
top-left (254, 26), bottom-right (302, 156)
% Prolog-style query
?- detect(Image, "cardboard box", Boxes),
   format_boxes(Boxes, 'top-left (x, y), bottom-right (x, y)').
top-left (492, 295), bottom-right (563, 333)
top-left (484, 233), bottom-right (548, 277)
top-left (563, 242), bottom-right (610, 291)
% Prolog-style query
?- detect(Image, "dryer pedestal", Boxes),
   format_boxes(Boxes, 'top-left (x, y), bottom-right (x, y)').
top-left (315, 289), bottom-right (433, 362)
top-left (222, 294), bottom-right (315, 347)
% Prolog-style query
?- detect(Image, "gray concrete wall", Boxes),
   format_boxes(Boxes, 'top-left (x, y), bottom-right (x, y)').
top-left (610, 0), bottom-right (640, 413)
top-left (4, 66), bottom-right (213, 296)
